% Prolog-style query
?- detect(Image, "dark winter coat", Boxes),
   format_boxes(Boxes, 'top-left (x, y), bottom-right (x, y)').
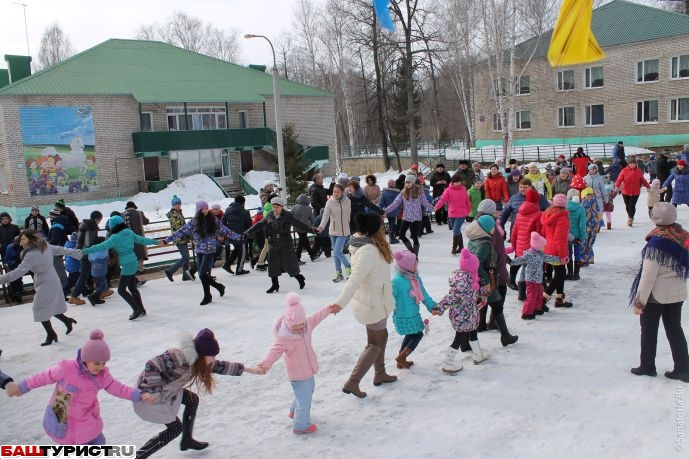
top-left (76, 218), bottom-right (99, 249)
top-left (465, 221), bottom-right (500, 303)
top-left (429, 170), bottom-right (452, 198)
top-left (551, 176), bottom-right (572, 196)
top-left (4, 242), bottom-right (21, 270)
top-left (25, 214), bottom-right (48, 236)
top-left (291, 194), bottom-right (315, 227)
top-left (309, 182), bottom-right (329, 216)
top-left (0, 370), bottom-right (13, 390)
top-left (657, 155), bottom-right (676, 183)
top-left (347, 189), bottom-right (384, 234)
top-left (60, 207), bottom-right (80, 235)
top-left (0, 221), bottom-right (20, 262)
top-left (222, 202), bottom-right (252, 235)
top-left (245, 210), bottom-right (314, 277)
top-left (378, 188), bottom-right (402, 218)
top-left (605, 160), bottom-right (623, 183)
top-left (663, 167), bottom-right (689, 206)
top-left (124, 207), bottom-right (150, 260)
top-left (456, 167), bottom-right (476, 189)
top-left (47, 215), bottom-right (70, 247)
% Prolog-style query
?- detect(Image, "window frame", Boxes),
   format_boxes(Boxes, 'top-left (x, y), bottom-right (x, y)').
top-left (636, 58), bottom-right (660, 84)
top-left (557, 106), bottom-right (576, 128)
top-left (492, 113), bottom-right (502, 132)
top-left (514, 110), bottom-right (531, 130)
top-left (584, 66), bottom-right (604, 89)
top-left (169, 148), bottom-right (232, 180)
top-left (669, 96), bottom-right (689, 122)
top-left (584, 104), bottom-right (605, 127)
top-left (166, 106), bottom-right (227, 131)
top-left (238, 110), bottom-right (249, 129)
top-left (670, 55), bottom-right (689, 80)
top-left (515, 75), bottom-right (530, 95)
top-left (140, 112), bottom-right (153, 132)
top-left (557, 69), bottom-right (575, 91)
top-left (635, 100), bottom-right (659, 124)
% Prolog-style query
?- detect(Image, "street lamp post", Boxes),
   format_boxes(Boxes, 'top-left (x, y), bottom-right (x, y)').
top-left (13, 2), bottom-right (31, 58)
top-left (244, 34), bottom-right (287, 201)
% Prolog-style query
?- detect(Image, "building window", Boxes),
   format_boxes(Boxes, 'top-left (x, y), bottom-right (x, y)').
top-left (167, 107), bottom-right (226, 131)
top-left (140, 112), bottom-right (152, 132)
top-left (585, 105), bottom-right (605, 126)
top-left (670, 97), bottom-right (689, 122)
top-left (516, 75), bottom-right (530, 95)
top-left (515, 111), bottom-right (531, 130)
top-left (238, 110), bottom-right (249, 128)
top-left (636, 100), bottom-right (659, 123)
top-left (557, 70), bottom-right (575, 91)
top-left (585, 66), bottom-right (604, 88)
top-left (170, 149), bottom-right (231, 179)
top-left (492, 114), bottom-right (502, 131)
top-left (636, 59), bottom-right (659, 83)
top-left (493, 78), bottom-right (505, 96)
top-left (558, 107), bottom-right (575, 127)
top-left (671, 55), bottom-right (689, 79)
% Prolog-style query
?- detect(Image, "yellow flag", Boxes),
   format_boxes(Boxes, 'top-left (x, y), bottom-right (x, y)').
top-left (547, 0), bottom-right (605, 67)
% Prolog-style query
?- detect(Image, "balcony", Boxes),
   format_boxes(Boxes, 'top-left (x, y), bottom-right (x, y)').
top-left (132, 127), bottom-right (277, 156)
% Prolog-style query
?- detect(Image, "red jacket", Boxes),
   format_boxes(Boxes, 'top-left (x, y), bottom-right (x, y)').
top-left (510, 202), bottom-right (542, 257)
top-left (540, 207), bottom-right (570, 260)
top-left (614, 166), bottom-right (650, 196)
top-left (484, 173), bottom-right (509, 202)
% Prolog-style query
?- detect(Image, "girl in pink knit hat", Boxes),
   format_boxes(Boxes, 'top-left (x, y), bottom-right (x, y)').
top-left (432, 249), bottom-right (488, 373)
top-left (510, 232), bottom-right (563, 319)
top-left (257, 293), bottom-right (338, 435)
top-left (391, 250), bottom-right (437, 369)
top-left (5, 329), bottom-right (156, 445)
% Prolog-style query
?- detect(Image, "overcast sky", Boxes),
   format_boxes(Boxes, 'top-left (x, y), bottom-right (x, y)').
top-left (0, 0), bottom-right (317, 68)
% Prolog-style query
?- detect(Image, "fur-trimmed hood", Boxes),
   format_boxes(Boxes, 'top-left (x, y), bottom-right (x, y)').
top-left (179, 332), bottom-right (199, 365)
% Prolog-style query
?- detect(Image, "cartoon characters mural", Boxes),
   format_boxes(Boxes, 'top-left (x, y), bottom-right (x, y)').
top-left (19, 106), bottom-right (98, 196)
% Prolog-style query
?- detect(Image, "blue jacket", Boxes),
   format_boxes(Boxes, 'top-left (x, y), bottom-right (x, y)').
top-left (567, 200), bottom-right (587, 241)
top-left (500, 192), bottom-right (550, 227)
top-left (64, 238), bottom-right (80, 273)
top-left (4, 243), bottom-right (21, 270)
top-left (663, 167), bottom-right (689, 206)
top-left (83, 228), bottom-right (158, 275)
top-left (378, 188), bottom-right (402, 218)
top-left (88, 250), bottom-right (109, 277)
top-left (391, 271), bottom-right (436, 335)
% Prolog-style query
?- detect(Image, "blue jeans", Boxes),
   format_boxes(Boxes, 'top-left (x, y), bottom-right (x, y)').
top-left (86, 432), bottom-right (106, 445)
top-left (196, 252), bottom-right (215, 277)
top-left (92, 275), bottom-right (108, 296)
top-left (72, 258), bottom-right (92, 297)
top-left (169, 243), bottom-right (190, 274)
top-left (331, 236), bottom-right (350, 273)
top-left (449, 217), bottom-right (465, 236)
top-left (568, 242), bottom-right (583, 262)
top-left (290, 376), bottom-right (315, 431)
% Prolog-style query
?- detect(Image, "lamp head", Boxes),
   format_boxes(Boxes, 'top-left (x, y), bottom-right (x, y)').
top-left (244, 34), bottom-right (256, 39)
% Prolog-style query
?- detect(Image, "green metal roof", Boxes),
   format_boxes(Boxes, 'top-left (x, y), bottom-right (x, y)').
top-left (515, 0), bottom-right (689, 60)
top-left (0, 39), bottom-right (333, 102)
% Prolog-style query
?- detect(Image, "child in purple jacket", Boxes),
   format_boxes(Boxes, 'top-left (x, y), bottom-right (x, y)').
top-left (6, 330), bottom-right (155, 445)
top-left (384, 174), bottom-right (434, 256)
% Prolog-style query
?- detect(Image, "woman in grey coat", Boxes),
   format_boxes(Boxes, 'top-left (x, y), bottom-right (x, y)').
top-left (584, 164), bottom-right (608, 215)
top-left (0, 229), bottom-right (81, 346)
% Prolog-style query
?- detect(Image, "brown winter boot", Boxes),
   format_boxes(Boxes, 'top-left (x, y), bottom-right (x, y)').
top-left (627, 217), bottom-right (633, 227)
top-left (606, 221), bottom-right (612, 230)
top-left (370, 328), bottom-right (397, 386)
top-left (68, 296), bottom-right (85, 305)
top-left (395, 348), bottom-right (414, 369)
top-left (342, 344), bottom-right (380, 398)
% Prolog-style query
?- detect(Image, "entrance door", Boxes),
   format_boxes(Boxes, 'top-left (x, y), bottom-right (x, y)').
top-left (143, 157), bottom-right (160, 181)
top-left (240, 150), bottom-right (254, 174)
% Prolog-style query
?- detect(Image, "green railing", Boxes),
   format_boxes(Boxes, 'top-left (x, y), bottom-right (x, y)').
top-left (133, 127), bottom-right (276, 154)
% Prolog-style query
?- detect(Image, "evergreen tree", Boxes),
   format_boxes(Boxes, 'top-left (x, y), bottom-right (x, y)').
top-left (282, 124), bottom-right (308, 203)
top-left (389, 59), bottom-right (422, 147)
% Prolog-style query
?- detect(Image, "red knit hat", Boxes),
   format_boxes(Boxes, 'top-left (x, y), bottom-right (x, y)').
top-left (525, 188), bottom-right (540, 203)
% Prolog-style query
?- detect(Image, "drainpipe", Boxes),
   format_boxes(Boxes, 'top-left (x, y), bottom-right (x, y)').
top-left (225, 102), bottom-right (230, 128)
top-left (183, 103), bottom-right (189, 130)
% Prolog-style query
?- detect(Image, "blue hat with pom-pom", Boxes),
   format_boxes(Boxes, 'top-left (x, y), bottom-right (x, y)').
top-left (171, 195), bottom-right (181, 206)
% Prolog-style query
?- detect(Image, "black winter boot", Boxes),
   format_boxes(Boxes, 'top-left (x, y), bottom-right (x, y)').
top-left (208, 276), bottom-right (225, 297)
top-left (189, 263), bottom-right (197, 279)
top-left (572, 262), bottom-right (581, 281)
top-left (487, 309), bottom-right (498, 331)
top-left (200, 274), bottom-right (212, 305)
top-left (180, 395), bottom-right (208, 451)
top-left (136, 421), bottom-right (182, 459)
top-left (295, 274), bottom-right (305, 290)
top-left (477, 307), bottom-right (488, 332)
top-left (266, 276), bottom-right (280, 294)
top-left (40, 321), bottom-right (58, 346)
top-left (565, 260), bottom-right (574, 280)
top-left (451, 235), bottom-right (460, 255)
top-left (494, 312), bottom-right (519, 347)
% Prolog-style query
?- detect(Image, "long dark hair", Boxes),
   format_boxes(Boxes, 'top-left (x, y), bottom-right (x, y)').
top-left (195, 209), bottom-right (217, 239)
top-left (20, 229), bottom-right (47, 254)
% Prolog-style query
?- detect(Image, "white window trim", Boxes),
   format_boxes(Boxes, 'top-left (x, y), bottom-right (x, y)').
top-left (556, 106), bottom-right (576, 128)
top-left (140, 112), bottom-right (153, 131)
top-left (492, 114), bottom-right (502, 132)
top-left (668, 96), bottom-right (689, 123)
top-left (670, 55), bottom-right (689, 80)
top-left (514, 111), bottom-right (532, 131)
top-left (556, 69), bottom-right (575, 92)
top-left (583, 66), bottom-right (604, 89)
top-left (635, 99), bottom-right (659, 125)
top-left (635, 58), bottom-right (660, 84)
top-left (515, 75), bottom-right (530, 96)
top-left (584, 104), bottom-right (605, 127)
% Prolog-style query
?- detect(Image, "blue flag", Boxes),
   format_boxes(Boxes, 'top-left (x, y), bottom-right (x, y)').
top-left (373, 0), bottom-right (394, 31)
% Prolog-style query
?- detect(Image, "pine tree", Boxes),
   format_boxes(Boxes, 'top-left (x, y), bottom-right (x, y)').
top-left (389, 59), bottom-right (422, 147)
top-left (282, 124), bottom-right (308, 203)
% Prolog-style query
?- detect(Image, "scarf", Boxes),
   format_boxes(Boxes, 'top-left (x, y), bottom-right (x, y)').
top-left (348, 235), bottom-right (372, 248)
top-left (395, 266), bottom-right (423, 304)
top-left (628, 223), bottom-right (689, 306)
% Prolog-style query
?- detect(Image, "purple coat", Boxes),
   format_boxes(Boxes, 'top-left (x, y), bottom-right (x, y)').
top-left (384, 192), bottom-right (434, 222)
top-left (433, 270), bottom-right (479, 332)
top-left (165, 217), bottom-right (240, 254)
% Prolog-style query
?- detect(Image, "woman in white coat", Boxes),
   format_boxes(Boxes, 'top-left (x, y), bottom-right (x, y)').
top-left (0, 229), bottom-right (81, 346)
top-left (330, 213), bottom-right (397, 398)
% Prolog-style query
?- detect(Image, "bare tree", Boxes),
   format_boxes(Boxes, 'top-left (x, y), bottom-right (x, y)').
top-left (38, 23), bottom-right (74, 70)
top-left (205, 28), bottom-right (240, 63)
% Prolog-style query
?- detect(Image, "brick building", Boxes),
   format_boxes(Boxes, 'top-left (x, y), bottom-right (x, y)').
top-left (474, 0), bottom-right (689, 149)
top-left (0, 39), bottom-right (335, 219)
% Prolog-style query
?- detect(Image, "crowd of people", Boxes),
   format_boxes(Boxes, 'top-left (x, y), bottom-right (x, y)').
top-left (1, 147), bottom-right (689, 456)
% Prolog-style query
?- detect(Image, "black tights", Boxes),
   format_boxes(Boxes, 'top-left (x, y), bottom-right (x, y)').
top-left (622, 194), bottom-right (639, 219)
top-left (450, 330), bottom-right (477, 350)
top-left (118, 274), bottom-right (143, 312)
top-left (398, 220), bottom-right (421, 253)
top-left (545, 264), bottom-right (566, 296)
top-left (147, 390), bottom-right (199, 448)
top-left (400, 332), bottom-right (424, 352)
top-left (41, 314), bottom-right (72, 334)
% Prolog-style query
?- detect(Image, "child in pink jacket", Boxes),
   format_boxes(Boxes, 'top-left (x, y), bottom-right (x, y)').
top-left (6, 329), bottom-right (155, 444)
top-left (257, 293), bottom-right (336, 435)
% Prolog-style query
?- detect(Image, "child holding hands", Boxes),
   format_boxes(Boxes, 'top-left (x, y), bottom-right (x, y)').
top-left (391, 250), bottom-right (436, 369)
top-left (509, 232), bottom-right (563, 320)
top-left (432, 249), bottom-right (488, 374)
top-left (5, 329), bottom-right (154, 445)
top-left (257, 293), bottom-right (336, 435)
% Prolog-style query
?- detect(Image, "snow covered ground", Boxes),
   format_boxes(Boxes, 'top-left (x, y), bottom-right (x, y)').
top-left (1, 180), bottom-right (687, 458)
